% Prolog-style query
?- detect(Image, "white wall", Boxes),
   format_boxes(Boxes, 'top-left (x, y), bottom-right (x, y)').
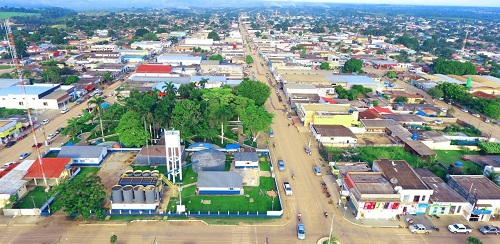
top-left (235, 160), bottom-right (258, 168)
top-left (111, 203), bottom-right (158, 211)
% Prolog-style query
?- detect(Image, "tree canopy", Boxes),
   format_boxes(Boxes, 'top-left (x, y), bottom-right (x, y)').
top-left (432, 58), bottom-right (477, 75)
top-left (245, 55), bottom-right (254, 64)
top-left (342, 58), bottom-right (363, 73)
top-left (117, 111), bottom-right (150, 147)
top-left (207, 30), bottom-right (220, 41)
top-left (208, 54), bottom-right (223, 61)
top-left (234, 78), bottom-right (271, 107)
top-left (394, 96), bottom-right (409, 103)
top-left (320, 62), bottom-right (330, 70)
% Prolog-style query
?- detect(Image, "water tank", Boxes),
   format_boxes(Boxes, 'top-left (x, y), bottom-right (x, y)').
top-left (111, 185), bottom-right (123, 203)
top-left (133, 170), bottom-right (142, 177)
top-left (466, 77), bottom-right (472, 88)
top-left (145, 185), bottom-right (156, 204)
top-left (151, 170), bottom-right (159, 177)
top-left (134, 186), bottom-right (145, 203)
top-left (411, 133), bottom-right (418, 141)
top-left (142, 170), bottom-right (151, 177)
top-left (455, 162), bottom-right (463, 167)
top-left (122, 185), bottom-right (134, 204)
top-left (125, 170), bottom-right (133, 177)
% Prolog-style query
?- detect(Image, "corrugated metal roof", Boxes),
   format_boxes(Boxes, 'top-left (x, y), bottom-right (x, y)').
top-left (197, 172), bottom-right (242, 188)
top-left (234, 152), bottom-right (259, 162)
top-left (0, 160), bottom-right (34, 195)
top-left (58, 146), bottom-right (105, 159)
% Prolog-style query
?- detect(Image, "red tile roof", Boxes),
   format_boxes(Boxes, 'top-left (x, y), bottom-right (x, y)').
top-left (25, 158), bottom-right (71, 179)
top-left (322, 97), bottom-right (335, 104)
top-left (136, 64), bottom-right (172, 74)
top-left (473, 91), bottom-right (497, 99)
top-left (0, 163), bottom-right (20, 178)
top-left (369, 107), bottom-right (393, 114)
top-left (359, 109), bottom-right (384, 119)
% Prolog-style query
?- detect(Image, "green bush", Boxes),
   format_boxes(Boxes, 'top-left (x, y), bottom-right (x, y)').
top-left (478, 142), bottom-right (500, 154)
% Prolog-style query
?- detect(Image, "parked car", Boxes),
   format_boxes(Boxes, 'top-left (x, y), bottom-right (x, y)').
top-left (61, 108), bottom-right (70, 114)
top-left (32, 143), bottom-right (42, 148)
top-left (0, 161), bottom-right (16, 171)
top-left (76, 99), bottom-right (83, 105)
top-left (269, 129), bottom-right (274, 138)
top-left (471, 113), bottom-right (480, 118)
top-left (485, 119), bottom-right (491, 123)
top-left (313, 166), bottom-right (322, 176)
top-left (409, 224), bottom-right (432, 234)
top-left (304, 146), bottom-right (312, 156)
top-left (461, 108), bottom-right (468, 113)
top-left (19, 152), bottom-right (31, 160)
top-left (278, 160), bottom-right (285, 171)
top-left (47, 133), bottom-right (57, 140)
top-left (5, 141), bottom-right (16, 148)
top-left (479, 225), bottom-right (499, 235)
top-left (297, 223), bottom-right (306, 240)
top-left (448, 223), bottom-right (473, 234)
top-left (283, 182), bottom-right (293, 196)
top-left (434, 120), bottom-right (443, 125)
top-left (41, 119), bottom-right (50, 125)
top-left (55, 127), bottom-right (65, 134)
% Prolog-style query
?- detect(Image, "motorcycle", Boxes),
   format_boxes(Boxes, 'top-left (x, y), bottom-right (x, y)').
top-left (324, 212), bottom-right (328, 218)
top-left (297, 213), bottom-right (301, 221)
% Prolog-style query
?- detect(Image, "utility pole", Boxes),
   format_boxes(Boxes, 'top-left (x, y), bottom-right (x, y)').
top-left (328, 215), bottom-right (335, 244)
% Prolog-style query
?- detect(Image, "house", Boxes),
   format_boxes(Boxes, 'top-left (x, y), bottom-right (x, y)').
top-left (0, 160), bottom-right (33, 208)
top-left (131, 41), bottom-right (170, 51)
top-left (330, 161), bottom-right (372, 179)
top-left (372, 159), bottom-right (434, 215)
top-left (360, 119), bottom-right (398, 133)
top-left (415, 168), bottom-right (471, 217)
top-left (57, 146), bottom-right (107, 166)
top-left (135, 64), bottom-right (173, 77)
top-left (196, 172), bottom-right (243, 195)
top-left (467, 155), bottom-right (500, 183)
top-left (0, 84), bottom-right (70, 110)
top-left (233, 152), bottom-right (259, 169)
top-left (0, 119), bottom-right (22, 144)
top-left (200, 60), bottom-right (220, 73)
top-left (297, 103), bottom-right (358, 127)
top-left (344, 172), bottom-right (401, 219)
top-left (447, 175), bottom-right (500, 222)
top-left (310, 124), bottom-right (357, 147)
top-left (24, 158), bottom-right (71, 186)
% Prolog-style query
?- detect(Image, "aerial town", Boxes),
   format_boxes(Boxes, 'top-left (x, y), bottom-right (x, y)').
top-left (0, 1), bottom-right (500, 243)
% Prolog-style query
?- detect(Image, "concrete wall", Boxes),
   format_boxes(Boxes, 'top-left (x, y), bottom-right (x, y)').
top-left (3, 208), bottom-right (41, 216)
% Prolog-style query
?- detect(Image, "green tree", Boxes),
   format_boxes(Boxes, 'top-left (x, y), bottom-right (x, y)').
top-left (478, 142), bottom-right (500, 154)
top-left (207, 30), bottom-right (220, 41)
top-left (134, 28), bottom-right (149, 37)
top-left (376, 49), bottom-right (385, 54)
top-left (171, 100), bottom-right (201, 140)
top-left (427, 86), bottom-right (444, 99)
top-left (386, 71), bottom-right (397, 79)
top-left (320, 62), bottom-right (330, 70)
top-left (240, 104), bottom-right (273, 141)
top-left (142, 33), bottom-right (158, 41)
top-left (103, 71), bottom-right (113, 83)
top-left (41, 67), bottom-right (62, 83)
top-left (208, 54), bottom-right (223, 61)
top-left (64, 75), bottom-right (80, 85)
top-left (483, 103), bottom-right (500, 119)
top-left (466, 237), bottom-right (483, 244)
top-left (110, 235), bottom-right (118, 244)
top-left (318, 36), bottom-right (324, 42)
top-left (371, 100), bottom-right (379, 106)
top-left (394, 96), bottom-right (409, 103)
top-left (88, 96), bottom-right (106, 142)
top-left (117, 110), bottom-right (150, 147)
top-left (255, 31), bottom-right (261, 38)
top-left (245, 55), bottom-right (254, 64)
top-left (235, 79), bottom-right (271, 107)
top-left (52, 175), bottom-right (106, 220)
top-left (342, 58), bottom-right (363, 73)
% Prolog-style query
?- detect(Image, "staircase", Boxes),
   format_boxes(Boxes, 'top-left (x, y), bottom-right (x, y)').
top-left (159, 174), bottom-right (178, 197)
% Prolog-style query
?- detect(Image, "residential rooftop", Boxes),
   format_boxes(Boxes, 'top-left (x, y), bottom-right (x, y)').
top-left (373, 159), bottom-right (428, 190)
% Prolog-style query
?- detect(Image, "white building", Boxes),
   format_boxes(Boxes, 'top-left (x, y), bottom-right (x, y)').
top-left (90, 44), bottom-right (118, 52)
top-left (233, 152), bottom-right (259, 169)
top-left (373, 159), bottom-right (434, 215)
top-left (131, 41), bottom-right (171, 52)
top-left (96, 29), bottom-right (109, 37)
top-left (156, 54), bottom-right (202, 66)
top-left (57, 146), bottom-right (108, 166)
top-left (0, 84), bottom-right (70, 110)
top-left (310, 124), bottom-right (357, 147)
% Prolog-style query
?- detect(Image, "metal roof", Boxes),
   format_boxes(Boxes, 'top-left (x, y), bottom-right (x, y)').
top-left (234, 152), bottom-right (259, 162)
top-left (197, 171), bottom-right (242, 188)
top-left (0, 160), bottom-right (34, 195)
top-left (57, 146), bottom-right (105, 159)
top-left (0, 85), bottom-right (56, 96)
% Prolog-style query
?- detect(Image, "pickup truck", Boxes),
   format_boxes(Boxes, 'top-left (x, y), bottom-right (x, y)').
top-left (448, 223), bottom-right (473, 234)
top-left (409, 224), bottom-right (432, 234)
top-left (283, 182), bottom-right (293, 196)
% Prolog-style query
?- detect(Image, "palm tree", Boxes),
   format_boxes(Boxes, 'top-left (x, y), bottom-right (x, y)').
top-left (198, 78), bottom-right (209, 89)
top-left (162, 81), bottom-right (177, 97)
top-left (486, 170), bottom-right (500, 185)
top-left (88, 96), bottom-right (106, 142)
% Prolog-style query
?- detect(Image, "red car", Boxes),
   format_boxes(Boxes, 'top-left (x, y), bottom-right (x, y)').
top-left (461, 156), bottom-right (470, 161)
top-left (32, 143), bottom-right (43, 149)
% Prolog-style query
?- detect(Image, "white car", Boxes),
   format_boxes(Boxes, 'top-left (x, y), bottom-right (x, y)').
top-left (283, 182), bottom-right (293, 196)
top-left (472, 113), bottom-right (480, 118)
top-left (461, 108), bottom-right (468, 113)
top-left (434, 120), bottom-right (443, 125)
top-left (0, 161), bottom-right (17, 171)
top-left (19, 152), bottom-right (31, 160)
top-left (440, 107), bottom-right (447, 112)
top-left (61, 108), bottom-right (69, 114)
top-left (47, 133), bottom-right (57, 140)
top-left (41, 119), bottom-right (50, 125)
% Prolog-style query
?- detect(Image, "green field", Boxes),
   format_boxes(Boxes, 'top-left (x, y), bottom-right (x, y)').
top-left (435, 150), bottom-right (481, 172)
top-left (0, 12), bottom-right (39, 20)
top-left (0, 65), bottom-right (14, 70)
top-left (14, 186), bottom-right (52, 209)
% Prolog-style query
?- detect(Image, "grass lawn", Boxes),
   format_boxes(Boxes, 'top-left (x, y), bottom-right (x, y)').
top-left (167, 177), bottom-right (280, 213)
top-left (0, 12), bottom-right (39, 20)
top-left (435, 150), bottom-right (481, 171)
top-left (51, 24), bottom-right (67, 29)
top-left (259, 160), bottom-right (271, 172)
top-left (65, 136), bottom-right (81, 144)
top-left (0, 65), bottom-right (14, 69)
top-left (348, 146), bottom-right (423, 167)
top-left (14, 186), bottom-right (52, 209)
top-left (77, 167), bottom-right (100, 178)
top-left (44, 151), bottom-right (59, 158)
top-left (200, 217), bottom-right (274, 225)
top-left (81, 123), bottom-right (97, 133)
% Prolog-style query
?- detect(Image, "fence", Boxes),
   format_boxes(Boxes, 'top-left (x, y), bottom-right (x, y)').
top-left (106, 210), bottom-right (283, 218)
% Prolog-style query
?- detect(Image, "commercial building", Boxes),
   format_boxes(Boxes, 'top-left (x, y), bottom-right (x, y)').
top-left (57, 146), bottom-right (108, 166)
top-left (0, 84), bottom-right (70, 110)
top-left (234, 152), bottom-right (259, 169)
top-left (196, 171), bottom-right (243, 195)
top-left (296, 103), bottom-right (358, 127)
top-left (310, 124), bottom-right (357, 147)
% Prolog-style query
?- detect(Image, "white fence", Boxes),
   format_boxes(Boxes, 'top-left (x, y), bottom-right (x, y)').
top-left (3, 208), bottom-right (41, 216)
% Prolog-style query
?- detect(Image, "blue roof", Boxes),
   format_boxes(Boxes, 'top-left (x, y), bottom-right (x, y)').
top-left (0, 85), bottom-right (55, 96)
top-left (188, 142), bottom-right (215, 149)
top-left (226, 144), bottom-right (240, 150)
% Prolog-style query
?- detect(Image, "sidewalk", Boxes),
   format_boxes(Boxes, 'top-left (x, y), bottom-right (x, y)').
top-left (0, 215), bottom-right (44, 226)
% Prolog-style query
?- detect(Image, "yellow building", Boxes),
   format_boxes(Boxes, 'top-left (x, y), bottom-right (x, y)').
top-left (297, 103), bottom-right (359, 127)
top-left (0, 120), bottom-right (22, 140)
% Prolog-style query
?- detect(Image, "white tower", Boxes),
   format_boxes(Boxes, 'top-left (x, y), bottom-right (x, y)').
top-left (164, 130), bottom-right (182, 183)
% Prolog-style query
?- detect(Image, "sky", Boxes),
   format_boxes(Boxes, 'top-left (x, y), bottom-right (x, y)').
top-left (3, 0), bottom-right (500, 9)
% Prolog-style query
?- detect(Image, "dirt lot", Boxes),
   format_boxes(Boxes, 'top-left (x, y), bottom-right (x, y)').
top-left (96, 152), bottom-right (138, 207)
top-left (356, 133), bottom-right (395, 145)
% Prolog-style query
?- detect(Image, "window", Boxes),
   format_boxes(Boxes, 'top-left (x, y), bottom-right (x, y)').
top-left (43, 102), bottom-right (48, 106)
top-left (403, 195), bottom-right (409, 202)
top-left (413, 195), bottom-right (420, 202)
top-left (421, 195), bottom-right (426, 202)
top-left (18, 102), bottom-right (24, 106)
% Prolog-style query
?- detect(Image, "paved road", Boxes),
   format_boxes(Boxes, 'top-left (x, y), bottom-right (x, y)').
top-left (0, 81), bottom-right (122, 164)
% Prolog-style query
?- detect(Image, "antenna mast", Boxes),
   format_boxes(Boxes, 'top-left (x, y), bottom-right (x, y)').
top-left (4, 19), bottom-right (50, 192)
